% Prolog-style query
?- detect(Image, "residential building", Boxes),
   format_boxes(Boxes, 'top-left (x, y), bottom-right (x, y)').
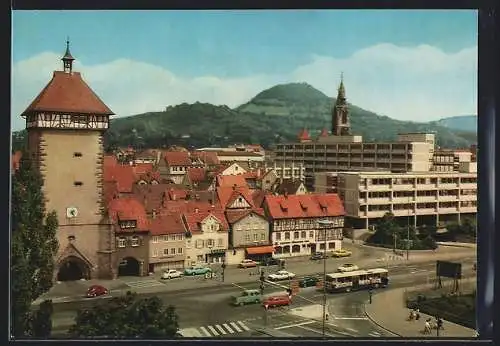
top-left (260, 169), bottom-right (280, 192)
top-left (264, 162), bottom-right (306, 183)
top-left (21, 42), bottom-right (116, 280)
top-left (324, 165), bottom-right (477, 230)
top-left (182, 208), bottom-right (229, 266)
top-left (149, 213), bottom-right (186, 272)
top-left (272, 78), bottom-right (435, 190)
top-left (273, 179), bottom-right (308, 195)
top-left (225, 209), bottom-right (271, 265)
top-left (432, 149), bottom-right (473, 172)
top-left (216, 151), bottom-right (265, 166)
top-left (108, 197), bottom-right (150, 277)
top-left (264, 193), bottom-right (345, 258)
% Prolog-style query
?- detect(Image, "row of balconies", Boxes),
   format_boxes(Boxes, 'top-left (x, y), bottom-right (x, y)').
top-left (358, 183), bottom-right (476, 191)
top-left (356, 206), bottom-right (476, 218)
top-left (359, 194), bottom-right (477, 204)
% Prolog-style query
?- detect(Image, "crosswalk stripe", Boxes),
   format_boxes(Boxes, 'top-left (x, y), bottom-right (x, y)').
top-left (207, 325), bottom-right (219, 336)
top-left (238, 321), bottom-right (250, 331)
top-left (369, 332), bottom-right (381, 337)
top-left (199, 326), bottom-right (211, 337)
top-left (223, 323), bottom-right (234, 333)
top-left (215, 324), bottom-right (227, 335)
top-left (179, 327), bottom-right (203, 337)
top-left (230, 322), bottom-right (242, 332)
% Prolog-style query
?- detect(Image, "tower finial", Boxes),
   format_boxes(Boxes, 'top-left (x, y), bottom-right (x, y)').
top-left (340, 71), bottom-right (344, 82)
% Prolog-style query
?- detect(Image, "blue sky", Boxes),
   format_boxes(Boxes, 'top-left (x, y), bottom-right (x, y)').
top-left (12, 10), bottom-right (477, 130)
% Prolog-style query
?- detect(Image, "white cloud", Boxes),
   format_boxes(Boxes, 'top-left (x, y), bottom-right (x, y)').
top-left (11, 43), bottom-right (477, 131)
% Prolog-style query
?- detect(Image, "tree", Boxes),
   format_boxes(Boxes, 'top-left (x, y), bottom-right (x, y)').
top-left (11, 152), bottom-right (59, 338)
top-left (69, 292), bottom-right (180, 338)
top-left (368, 212), bottom-right (401, 247)
top-left (30, 300), bottom-right (54, 338)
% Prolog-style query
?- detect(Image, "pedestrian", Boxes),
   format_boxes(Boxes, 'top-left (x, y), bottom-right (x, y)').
top-left (424, 320), bottom-right (431, 334)
top-left (415, 310), bottom-right (420, 321)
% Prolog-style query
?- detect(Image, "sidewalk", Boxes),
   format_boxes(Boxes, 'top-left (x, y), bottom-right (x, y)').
top-left (364, 285), bottom-right (476, 338)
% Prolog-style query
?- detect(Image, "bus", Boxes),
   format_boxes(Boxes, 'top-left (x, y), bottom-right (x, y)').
top-left (324, 268), bottom-right (389, 293)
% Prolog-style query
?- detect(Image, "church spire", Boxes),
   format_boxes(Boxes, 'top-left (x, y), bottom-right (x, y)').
top-left (337, 72), bottom-right (346, 101)
top-left (331, 73), bottom-right (351, 136)
top-left (62, 37), bottom-right (75, 73)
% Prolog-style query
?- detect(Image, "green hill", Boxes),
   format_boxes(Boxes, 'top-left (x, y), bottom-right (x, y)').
top-left (11, 83), bottom-right (477, 152)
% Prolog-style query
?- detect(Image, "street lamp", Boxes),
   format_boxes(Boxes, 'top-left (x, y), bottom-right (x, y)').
top-left (318, 219), bottom-right (334, 338)
top-left (407, 195), bottom-right (411, 260)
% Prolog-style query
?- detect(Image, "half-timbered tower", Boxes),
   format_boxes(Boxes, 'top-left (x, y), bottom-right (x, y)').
top-left (21, 41), bottom-right (117, 280)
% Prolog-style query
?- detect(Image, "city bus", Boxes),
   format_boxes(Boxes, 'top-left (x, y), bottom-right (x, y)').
top-left (324, 268), bottom-right (389, 293)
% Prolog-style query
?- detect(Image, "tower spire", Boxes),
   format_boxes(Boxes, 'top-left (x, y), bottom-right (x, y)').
top-left (338, 71), bottom-right (346, 100)
top-left (331, 73), bottom-right (351, 136)
top-left (62, 37), bottom-right (75, 73)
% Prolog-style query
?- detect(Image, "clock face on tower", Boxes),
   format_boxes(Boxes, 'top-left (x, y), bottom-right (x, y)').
top-left (66, 207), bottom-right (79, 218)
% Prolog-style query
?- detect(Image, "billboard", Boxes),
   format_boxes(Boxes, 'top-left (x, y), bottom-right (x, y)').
top-left (436, 260), bottom-right (462, 279)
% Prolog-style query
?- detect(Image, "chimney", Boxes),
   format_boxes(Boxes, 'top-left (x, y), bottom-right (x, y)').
top-left (233, 184), bottom-right (236, 190)
top-left (284, 188), bottom-right (288, 199)
top-left (195, 208), bottom-right (199, 213)
top-left (152, 209), bottom-right (157, 219)
top-left (195, 194), bottom-right (200, 200)
top-left (208, 198), bottom-right (213, 205)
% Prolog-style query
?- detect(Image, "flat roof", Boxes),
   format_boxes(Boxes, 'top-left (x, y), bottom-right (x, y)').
top-left (336, 170), bottom-right (476, 176)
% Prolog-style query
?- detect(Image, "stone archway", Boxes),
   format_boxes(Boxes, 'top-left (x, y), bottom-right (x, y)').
top-left (292, 245), bottom-right (301, 253)
top-left (57, 256), bottom-right (91, 281)
top-left (118, 257), bottom-right (141, 276)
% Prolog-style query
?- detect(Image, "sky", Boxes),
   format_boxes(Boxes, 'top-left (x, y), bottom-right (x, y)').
top-left (11, 10), bottom-right (478, 131)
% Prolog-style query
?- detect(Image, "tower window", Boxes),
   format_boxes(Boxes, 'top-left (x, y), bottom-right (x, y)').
top-left (74, 152), bottom-right (82, 157)
top-left (74, 181), bottom-right (83, 186)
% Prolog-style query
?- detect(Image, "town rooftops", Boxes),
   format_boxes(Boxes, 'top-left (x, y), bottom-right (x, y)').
top-left (164, 151), bottom-right (192, 166)
top-left (182, 209), bottom-right (229, 234)
top-left (107, 197), bottom-right (149, 232)
top-left (21, 71), bottom-right (114, 116)
top-left (149, 213), bottom-right (185, 236)
top-left (264, 193), bottom-right (345, 219)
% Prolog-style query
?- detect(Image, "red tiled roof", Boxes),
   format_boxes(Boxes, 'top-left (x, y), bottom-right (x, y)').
top-left (103, 181), bottom-right (120, 204)
top-left (182, 209), bottom-right (229, 234)
top-left (264, 193), bottom-right (345, 219)
top-left (192, 151), bottom-right (220, 165)
top-left (12, 151), bottom-right (22, 171)
top-left (150, 213), bottom-right (185, 236)
top-left (104, 155), bottom-right (118, 169)
top-left (22, 71), bottom-right (114, 116)
top-left (186, 167), bottom-right (207, 183)
top-left (168, 188), bottom-right (188, 201)
top-left (162, 199), bottom-right (219, 215)
top-left (217, 186), bottom-right (254, 209)
top-left (217, 175), bottom-right (248, 188)
top-left (210, 164), bottom-right (230, 176)
top-left (107, 197), bottom-right (149, 232)
top-left (164, 151), bottom-right (191, 166)
top-left (104, 165), bottom-right (136, 193)
top-left (225, 208), bottom-right (266, 224)
top-left (319, 128), bottom-right (329, 137)
top-left (217, 151), bottom-right (263, 157)
top-left (252, 189), bottom-right (268, 208)
top-left (297, 128), bottom-right (310, 141)
top-left (131, 184), bottom-right (176, 212)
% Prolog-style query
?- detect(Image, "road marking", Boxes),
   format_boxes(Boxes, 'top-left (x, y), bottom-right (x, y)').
top-left (215, 324), bottom-right (227, 335)
top-left (238, 321), bottom-right (250, 331)
top-left (178, 327), bottom-right (203, 337)
top-left (275, 320), bottom-right (316, 330)
top-left (295, 324), bottom-right (352, 337)
top-left (207, 325), bottom-right (219, 336)
top-left (369, 331), bottom-right (382, 337)
top-left (199, 326), bottom-right (211, 337)
top-left (223, 323), bottom-right (234, 333)
top-left (333, 317), bottom-right (368, 320)
top-left (345, 327), bottom-right (359, 333)
top-left (230, 322), bottom-right (242, 332)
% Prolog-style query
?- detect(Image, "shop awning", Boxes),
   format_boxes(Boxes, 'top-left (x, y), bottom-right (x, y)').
top-left (246, 246), bottom-right (274, 255)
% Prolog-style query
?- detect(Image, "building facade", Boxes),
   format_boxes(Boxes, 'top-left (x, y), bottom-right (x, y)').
top-left (149, 214), bottom-right (186, 272)
top-left (325, 165), bottom-right (477, 230)
top-left (21, 42), bottom-right (116, 281)
top-left (264, 194), bottom-right (345, 258)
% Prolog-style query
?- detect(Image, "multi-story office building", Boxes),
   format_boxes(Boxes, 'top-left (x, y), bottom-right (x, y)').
top-left (273, 78), bottom-right (435, 189)
top-left (432, 149), bottom-right (473, 172)
top-left (315, 162), bottom-right (477, 230)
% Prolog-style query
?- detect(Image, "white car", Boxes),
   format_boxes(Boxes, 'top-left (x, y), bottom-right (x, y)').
top-left (268, 270), bottom-right (296, 281)
top-left (337, 263), bottom-right (359, 273)
top-left (161, 269), bottom-right (183, 280)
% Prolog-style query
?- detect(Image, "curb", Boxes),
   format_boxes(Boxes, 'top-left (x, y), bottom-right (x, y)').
top-left (363, 299), bottom-right (402, 337)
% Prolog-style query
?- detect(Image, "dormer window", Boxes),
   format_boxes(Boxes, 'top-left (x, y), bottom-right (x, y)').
top-left (119, 220), bottom-right (137, 229)
top-left (300, 201), bottom-right (308, 211)
top-left (238, 198), bottom-right (243, 203)
top-left (280, 201), bottom-right (288, 212)
top-left (73, 152), bottom-right (82, 157)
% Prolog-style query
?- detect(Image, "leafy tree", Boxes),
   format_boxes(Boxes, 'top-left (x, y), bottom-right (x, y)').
top-left (368, 212), bottom-right (401, 247)
top-left (30, 300), bottom-right (54, 338)
top-left (69, 292), bottom-right (180, 338)
top-left (11, 152), bottom-right (59, 338)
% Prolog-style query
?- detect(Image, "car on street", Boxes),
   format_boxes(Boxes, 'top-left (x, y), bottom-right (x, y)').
top-left (263, 257), bottom-right (283, 266)
top-left (262, 295), bottom-right (291, 308)
top-left (299, 276), bottom-right (320, 288)
top-left (267, 270), bottom-right (296, 281)
top-left (232, 289), bottom-right (263, 306)
top-left (332, 249), bottom-right (352, 258)
top-left (86, 284), bottom-right (109, 298)
top-left (337, 263), bottom-right (359, 272)
top-left (184, 266), bottom-right (212, 276)
top-left (161, 269), bottom-right (183, 280)
top-left (238, 259), bottom-right (258, 268)
top-left (310, 252), bottom-right (327, 260)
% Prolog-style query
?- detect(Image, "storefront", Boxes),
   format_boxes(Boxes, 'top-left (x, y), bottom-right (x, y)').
top-left (245, 245), bottom-right (274, 263)
top-left (206, 249), bottom-right (226, 264)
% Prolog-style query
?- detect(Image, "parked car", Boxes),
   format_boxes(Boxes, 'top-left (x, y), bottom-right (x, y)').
top-left (184, 266), bottom-right (212, 276)
top-left (310, 252), bottom-right (327, 261)
top-left (86, 284), bottom-right (109, 298)
top-left (332, 249), bottom-right (352, 258)
top-left (299, 276), bottom-right (320, 288)
top-left (262, 295), bottom-right (291, 308)
top-left (263, 257), bottom-right (283, 266)
top-left (337, 263), bottom-right (359, 273)
top-left (232, 289), bottom-right (262, 306)
top-left (238, 259), bottom-right (258, 268)
top-left (161, 269), bottom-right (183, 280)
top-left (268, 270), bottom-right (296, 281)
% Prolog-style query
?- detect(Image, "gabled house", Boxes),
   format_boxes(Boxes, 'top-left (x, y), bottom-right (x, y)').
top-left (107, 197), bottom-right (150, 276)
top-left (182, 167), bottom-right (214, 190)
top-left (159, 151), bottom-right (193, 184)
top-left (274, 179), bottom-right (308, 195)
top-left (149, 213), bottom-right (186, 272)
top-left (217, 162), bottom-right (248, 176)
top-left (261, 169), bottom-right (280, 192)
top-left (182, 208), bottom-right (229, 266)
top-left (264, 193), bottom-right (346, 258)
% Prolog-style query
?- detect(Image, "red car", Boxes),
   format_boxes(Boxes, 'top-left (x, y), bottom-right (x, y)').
top-left (86, 284), bottom-right (109, 298)
top-left (262, 295), bottom-right (291, 309)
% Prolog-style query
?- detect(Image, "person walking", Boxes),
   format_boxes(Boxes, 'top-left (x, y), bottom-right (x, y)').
top-left (424, 319), bottom-right (432, 334)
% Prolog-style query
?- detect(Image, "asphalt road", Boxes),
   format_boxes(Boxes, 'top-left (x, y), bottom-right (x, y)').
top-left (51, 256), bottom-right (476, 338)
